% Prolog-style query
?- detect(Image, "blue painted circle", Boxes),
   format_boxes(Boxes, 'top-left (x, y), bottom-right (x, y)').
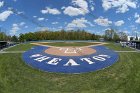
top-left (22, 46), bottom-right (119, 74)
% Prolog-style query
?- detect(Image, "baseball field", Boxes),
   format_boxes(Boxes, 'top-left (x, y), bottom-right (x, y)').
top-left (0, 42), bottom-right (140, 93)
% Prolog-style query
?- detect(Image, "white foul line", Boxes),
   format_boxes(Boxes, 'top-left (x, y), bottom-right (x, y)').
top-left (115, 51), bottom-right (140, 53)
top-left (0, 51), bottom-right (25, 54)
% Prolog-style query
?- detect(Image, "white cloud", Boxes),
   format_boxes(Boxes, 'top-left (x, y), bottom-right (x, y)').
top-left (102, 0), bottom-right (137, 13)
top-left (134, 12), bottom-right (139, 18)
top-left (72, 0), bottom-right (89, 13)
top-left (114, 20), bottom-right (125, 26)
top-left (19, 22), bottom-right (25, 26)
top-left (135, 17), bottom-right (140, 24)
top-left (63, 0), bottom-right (89, 16)
top-left (24, 26), bottom-right (28, 28)
top-left (17, 11), bottom-right (24, 14)
top-left (41, 7), bottom-right (61, 15)
top-left (10, 22), bottom-right (27, 35)
top-left (66, 18), bottom-right (92, 30)
top-left (134, 13), bottom-right (140, 24)
top-left (0, 10), bottom-right (13, 21)
top-left (10, 24), bottom-right (20, 35)
top-left (33, 16), bottom-right (37, 18)
top-left (38, 17), bottom-right (45, 21)
top-left (61, 6), bottom-right (66, 9)
top-left (94, 17), bottom-right (112, 26)
top-left (52, 22), bottom-right (58, 24)
top-left (63, 6), bottom-right (86, 16)
top-left (0, 1), bottom-right (4, 8)
top-left (89, 0), bottom-right (95, 11)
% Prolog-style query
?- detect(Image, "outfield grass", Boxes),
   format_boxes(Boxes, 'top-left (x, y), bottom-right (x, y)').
top-left (0, 42), bottom-right (140, 93)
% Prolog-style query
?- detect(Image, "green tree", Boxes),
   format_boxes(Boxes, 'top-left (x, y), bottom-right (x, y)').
top-left (118, 32), bottom-right (128, 41)
top-left (0, 32), bottom-right (7, 41)
top-left (11, 35), bottom-right (18, 42)
top-left (105, 29), bottom-right (116, 41)
top-left (18, 29), bottom-right (101, 41)
top-left (19, 34), bottom-right (25, 42)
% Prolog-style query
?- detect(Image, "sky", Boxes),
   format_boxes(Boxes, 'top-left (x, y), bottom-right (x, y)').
top-left (0, 0), bottom-right (140, 36)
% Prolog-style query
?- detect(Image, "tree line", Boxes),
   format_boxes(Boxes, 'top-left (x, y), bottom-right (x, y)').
top-left (104, 29), bottom-right (128, 41)
top-left (0, 29), bottom-right (130, 42)
top-left (0, 32), bottom-right (12, 41)
top-left (18, 30), bottom-right (101, 42)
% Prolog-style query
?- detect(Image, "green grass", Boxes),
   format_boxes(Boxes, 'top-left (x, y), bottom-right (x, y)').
top-left (105, 42), bottom-right (135, 51)
top-left (38, 42), bottom-right (101, 47)
top-left (5, 43), bottom-right (34, 51)
top-left (0, 42), bottom-right (140, 93)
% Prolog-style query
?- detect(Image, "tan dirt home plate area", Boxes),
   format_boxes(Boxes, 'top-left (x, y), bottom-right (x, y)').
top-left (31, 42), bottom-right (107, 56)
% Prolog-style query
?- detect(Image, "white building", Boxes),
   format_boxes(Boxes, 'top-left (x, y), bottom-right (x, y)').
top-left (127, 36), bottom-right (140, 41)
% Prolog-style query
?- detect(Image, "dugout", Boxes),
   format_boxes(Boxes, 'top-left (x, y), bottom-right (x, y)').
top-left (0, 41), bottom-right (7, 49)
top-left (131, 41), bottom-right (140, 49)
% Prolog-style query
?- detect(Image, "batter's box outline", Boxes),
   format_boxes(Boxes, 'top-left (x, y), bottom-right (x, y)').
top-left (59, 48), bottom-right (82, 54)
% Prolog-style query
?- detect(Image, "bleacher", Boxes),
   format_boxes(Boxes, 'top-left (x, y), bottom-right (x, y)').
top-left (0, 41), bottom-right (7, 49)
